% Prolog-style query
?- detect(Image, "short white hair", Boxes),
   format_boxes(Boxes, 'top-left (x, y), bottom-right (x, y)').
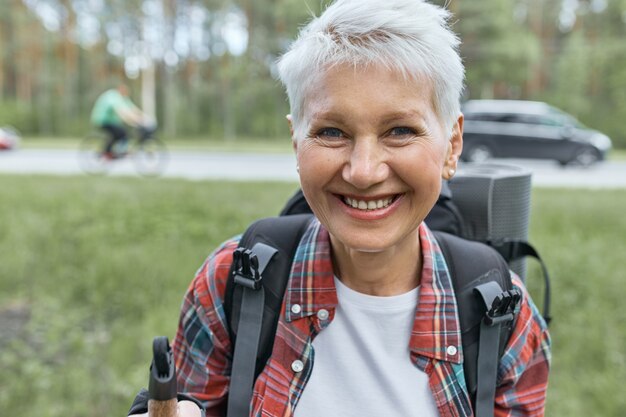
top-left (277, 0), bottom-right (464, 139)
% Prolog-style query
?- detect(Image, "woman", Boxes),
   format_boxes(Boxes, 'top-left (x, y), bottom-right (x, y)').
top-left (132, 0), bottom-right (550, 416)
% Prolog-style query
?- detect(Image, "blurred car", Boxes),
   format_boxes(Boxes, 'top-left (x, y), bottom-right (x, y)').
top-left (460, 100), bottom-right (612, 166)
top-left (0, 126), bottom-right (21, 150)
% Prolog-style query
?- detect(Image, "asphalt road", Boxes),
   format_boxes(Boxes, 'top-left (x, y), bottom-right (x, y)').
top-left (1, 148), bottom-right (626, 188)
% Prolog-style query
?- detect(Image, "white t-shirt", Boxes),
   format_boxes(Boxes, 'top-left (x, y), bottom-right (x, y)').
top-left (294, 277), bottom-right (439, 417)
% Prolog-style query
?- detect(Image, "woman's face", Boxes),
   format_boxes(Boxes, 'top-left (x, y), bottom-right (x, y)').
top-left (292, 64), bottom-right (463, 253)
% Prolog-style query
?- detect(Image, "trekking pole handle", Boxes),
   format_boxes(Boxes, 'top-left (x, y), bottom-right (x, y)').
top-left (148, 336), bottom-right (178, 417)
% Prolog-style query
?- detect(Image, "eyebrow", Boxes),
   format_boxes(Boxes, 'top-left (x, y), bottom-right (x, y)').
top-left (310, 109), bottom-right (425, 124)
top-left (379, 110), bottom-right (425, 124)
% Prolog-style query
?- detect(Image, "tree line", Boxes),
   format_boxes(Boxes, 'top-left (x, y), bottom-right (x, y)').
top-left (0, 0), bottom-right (625, 148)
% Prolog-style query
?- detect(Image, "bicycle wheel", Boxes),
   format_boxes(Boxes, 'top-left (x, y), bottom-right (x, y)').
top-left (131, 137), bottom-right (169, 177)
top-left (78, 132), bottom-right (112, 175)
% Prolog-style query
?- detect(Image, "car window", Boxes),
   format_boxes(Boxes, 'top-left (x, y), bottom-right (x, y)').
top-left (547, 107), bottom-right (587, 128)
top-left (499, 113), bottom-right (563, 126)
top-left (465, 109), bottom-right (583, 128)
top-left (463, 101), bottom-right (592, 132)
top-left (464, 112), bottom-right (503, 122)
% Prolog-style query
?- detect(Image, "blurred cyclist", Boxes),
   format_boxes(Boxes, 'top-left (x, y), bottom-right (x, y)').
top-left (90, 84), bottom-right (154, 159)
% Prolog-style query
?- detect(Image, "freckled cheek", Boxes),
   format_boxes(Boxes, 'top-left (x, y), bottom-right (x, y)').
top-left (298, 150), bottom-right (334, 193)
top-left (298, 147), bottom-right (345, 177)
top-left (394, 147), bottom-right (442, 172)
top-left (298, 150), bottom-right (347, 214)
top-left (391, 151), bottom-right (445, 199)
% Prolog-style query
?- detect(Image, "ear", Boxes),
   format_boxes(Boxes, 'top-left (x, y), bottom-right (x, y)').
top-left (443, 114), bottom-right (464, 180)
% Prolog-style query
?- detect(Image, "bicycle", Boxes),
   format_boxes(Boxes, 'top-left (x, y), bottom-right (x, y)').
top-left (78, 125), bottom-right (169, 177)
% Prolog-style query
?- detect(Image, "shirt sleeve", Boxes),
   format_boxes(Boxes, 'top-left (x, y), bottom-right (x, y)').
top-left (172, 238), bottom-right (240, 416)
top-left (121, 96), bottom-right (139, 112)
top-left (494, 275), bottom-right (552, 417)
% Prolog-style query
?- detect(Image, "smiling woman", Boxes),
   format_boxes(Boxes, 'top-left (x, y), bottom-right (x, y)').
top-left (293, 64), bottom-right (461, 263)
top-left (128, 1), bottom-right (550, 417)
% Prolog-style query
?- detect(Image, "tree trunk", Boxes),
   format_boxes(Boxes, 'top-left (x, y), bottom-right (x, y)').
top-left (161, 0), bottom-right (177, 139)
top-left (221, 54), bottom-right (234, 140)
top-left (164, 65), bottom-right (177, 139)
top-left (141, 63), bottom-right (156, 121)
top-left (61, 0), bottom-right (78, 118)
top-left (37, 34), bottom-right (53, 134)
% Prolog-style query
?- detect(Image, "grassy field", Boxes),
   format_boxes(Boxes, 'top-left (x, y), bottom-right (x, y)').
top-left (0, 174), bottom-right (624, 416)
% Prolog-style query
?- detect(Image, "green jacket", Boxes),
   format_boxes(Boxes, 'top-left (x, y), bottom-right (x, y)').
top-left (90, 89), bottom-right (135, 127)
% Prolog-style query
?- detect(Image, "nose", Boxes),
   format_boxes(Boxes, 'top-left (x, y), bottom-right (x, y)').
top-left (342, 137), bottom-right (389, 189)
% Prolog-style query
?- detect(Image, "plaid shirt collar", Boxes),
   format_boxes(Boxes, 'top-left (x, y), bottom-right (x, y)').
top-left (284, 218), bottom-right (463, 364)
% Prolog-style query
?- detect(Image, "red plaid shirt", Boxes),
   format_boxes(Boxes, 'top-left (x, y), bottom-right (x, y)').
top-left (173, 219), bottom-right (551, 417)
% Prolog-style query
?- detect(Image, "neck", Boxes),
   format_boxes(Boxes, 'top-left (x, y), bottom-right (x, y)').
top-left (329, 229), bottom-right (422, 296)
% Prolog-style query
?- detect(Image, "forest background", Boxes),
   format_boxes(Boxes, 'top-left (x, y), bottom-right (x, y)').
top-left (1, 0), bottom-right (625, 149)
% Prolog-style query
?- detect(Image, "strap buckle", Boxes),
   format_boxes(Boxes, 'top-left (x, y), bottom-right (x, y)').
top-left (484, 289), bottom-right (521, 326)
top-left (232, 247), bottom-right (262, 290)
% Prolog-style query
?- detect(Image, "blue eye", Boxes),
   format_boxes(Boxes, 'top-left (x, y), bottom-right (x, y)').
top-left (317, 127), bottom-right (344, 138)
top-left (389, 127), bottom-right (415, 136)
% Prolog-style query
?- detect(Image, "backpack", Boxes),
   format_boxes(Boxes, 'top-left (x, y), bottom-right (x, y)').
top-left (224, 186), bottom-right (551, 417)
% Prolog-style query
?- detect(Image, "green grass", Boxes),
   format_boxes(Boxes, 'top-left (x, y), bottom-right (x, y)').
top-left (527, 188), bottom-right (626, 416)
top-left (0, 175), bottom-right (299, 416)
top-left (610, 148), bottom-right (626, 160)
top-left (0, 175), bottom-right (624, 416)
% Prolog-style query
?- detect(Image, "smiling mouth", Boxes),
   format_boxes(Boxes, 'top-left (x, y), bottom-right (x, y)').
top-left (341, 195), bottom-right (400, 211)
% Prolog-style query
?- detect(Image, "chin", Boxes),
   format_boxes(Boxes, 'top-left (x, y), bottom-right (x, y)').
top-left (329, 227), bottom-right (405, 254)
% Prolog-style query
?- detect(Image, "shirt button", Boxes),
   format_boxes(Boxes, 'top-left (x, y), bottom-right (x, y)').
top-left (291, 359), bottom-right (304, 373)
top-left (291, 304), bottom-right (302, 314)
top-left (447, 345), bottom-right (458, 356)
top-left (317, 309), bottom-right (329, 320)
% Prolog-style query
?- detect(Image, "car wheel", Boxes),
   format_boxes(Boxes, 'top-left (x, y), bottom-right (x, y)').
top-left (557, 160), bottom-right (569, 167)
top-left (568, 147), bottom-right (600, 167)
top-left (465, 144), bottom-right (494, 163)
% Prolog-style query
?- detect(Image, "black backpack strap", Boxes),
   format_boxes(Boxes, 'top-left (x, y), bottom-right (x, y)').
top-left (224, 214), bottom-right (313, 417)
top-left (434, 231), bottom-right (520, 417)
top-left (490, 240), bottom-right (552, 325)
top-left (473, 282), bottom-right (521, 417)
top-left (227, 242), bottom-right (278, 417)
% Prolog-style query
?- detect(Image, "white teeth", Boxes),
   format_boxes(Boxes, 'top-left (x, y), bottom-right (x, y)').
top-left (343, 196), bottom-right (394, 211)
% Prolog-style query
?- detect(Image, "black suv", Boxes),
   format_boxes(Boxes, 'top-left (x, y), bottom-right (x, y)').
top-left (461, 100), bottom-right (612, 166)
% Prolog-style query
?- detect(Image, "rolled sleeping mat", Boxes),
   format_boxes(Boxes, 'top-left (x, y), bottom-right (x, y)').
top-left (449, 163), bottom-right (532, 280)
